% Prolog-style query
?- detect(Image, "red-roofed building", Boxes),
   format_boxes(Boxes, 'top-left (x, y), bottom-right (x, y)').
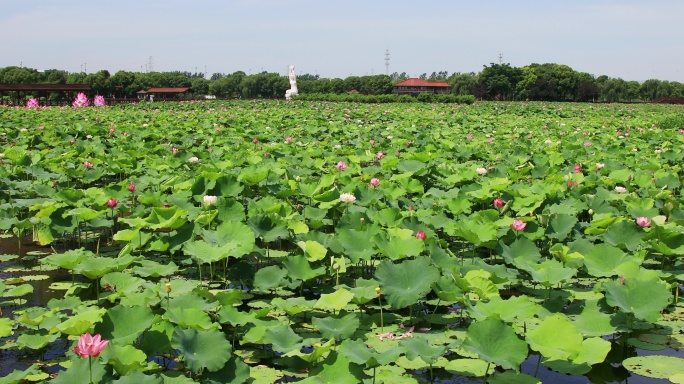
top-left (393, 78), bottom-right (451, 96)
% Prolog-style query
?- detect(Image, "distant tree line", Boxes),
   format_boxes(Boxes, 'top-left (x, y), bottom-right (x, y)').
top-left (1, 62), bottom-right (683, 102)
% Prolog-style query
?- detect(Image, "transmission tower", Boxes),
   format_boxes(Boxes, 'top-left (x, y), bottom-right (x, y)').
top-left (147, 56), bottom-right (154, 72)
top-left (385, 49), bottom-right (390, 75)
top-left (498, 53), bottom-right (503, 64)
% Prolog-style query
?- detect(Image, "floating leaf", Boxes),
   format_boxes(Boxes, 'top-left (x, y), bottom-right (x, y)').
top-left (312, 312), bottom-right (360, 341)
top-left (315, 288), bottom-right (355, 312)
top-left (622, 355), bottom-right (684, 379)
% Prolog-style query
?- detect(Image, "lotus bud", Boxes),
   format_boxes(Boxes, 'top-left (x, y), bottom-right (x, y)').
top-left (166, 283), bottom-right (172, 293)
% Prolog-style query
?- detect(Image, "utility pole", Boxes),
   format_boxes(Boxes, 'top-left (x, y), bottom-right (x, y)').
top-left (385, 49), bottom-right (390, 75)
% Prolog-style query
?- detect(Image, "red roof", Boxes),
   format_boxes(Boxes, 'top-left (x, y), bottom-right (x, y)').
top-left (146, 87), bottom-right (190, 93)
top-left (393, 78), bottom-right (450, 87)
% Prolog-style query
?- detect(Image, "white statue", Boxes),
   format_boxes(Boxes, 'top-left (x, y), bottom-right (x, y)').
top-left (285, 65), bottom-right (298, 100)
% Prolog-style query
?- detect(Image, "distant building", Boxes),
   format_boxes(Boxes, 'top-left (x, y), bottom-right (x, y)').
top-left (143, 87), bottom-right (190, 101)
top-left (393, 78), bottom-right (451, 96)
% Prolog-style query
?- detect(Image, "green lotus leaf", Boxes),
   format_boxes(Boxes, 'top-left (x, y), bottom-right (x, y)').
top-left (202, 220), bottom-right (256, 257)
top-left (526, 313), bottom-right (582, 361)
top-left (101, 344), bottom-right (148, 376)
top-left (65, 207), bottom-right (104, 220)
top-left (130, 260), bottom-right (178, 278)
top-left (347, 277), bottom-right (379, 305)
top-left (443, 358), bottom-right (491, 377)
top-left (622, 355), bottom-right (684, 379)
top-left (432, 275), bottom-right (465, 303)
top-left (282, 338), bottom-right (336, 363)
top-left (282, 255), bottom-right (325, 282)
top-left (338, 338), bottom-right (405, 367)
top-left (95, 305), bottom-right (156, 346)
top-left (183, 239), bottom-right (236, 264)
top-left (101, 272), bottom-right (148, 294)
top-left (499, 237), bottom-right (542, 266)
top-left (262, 324), bottom-right (303, 353)
top-left (548, 243), bottom-right (584, 267)
top-left (16, 331), bottom-right (59, 350)
top-left (545, 214), bottom-right (577, 241)
top-left (50, 354), bottom-right (113, 384)
top-left (602, 219), bottom-right (643, 250)
top-left (520, 259), bottom-right (576, 287)
top-left (462, 318), bottom-right (528, 371)
top-left (336, 226), bottom-right (380, 263)
top-left (312, 312), bottom-right (359, 341)
top-left (603, 278), bottom-right (672, 323)
top-left (0, 364), bottom-right (43, 384)
top-left (202, 356), bottom-right (251, 384)
top-left (454, 270), bottom-right (500, 300)
top-left (468, 296), bottom-right (538, 323)
top-left (271, 296), bottom-right (315, 316)
top-left (0, 317), bottom-right (13, 337)
top-left (296, 240), bottom-right (328, 262)
top-left (643, 224), bottom-right (684, 255)
top-left (165, 307), bottom-right (216, 330)
top-left (400, 336), bottom-right (447, 366)
top-left (171, 327), bottom-right (232, 374)
top-left (50, 307), bottom-right (106, 336)
top-left (571, 300), bottom-right (620, 337)
top-left (375, 258), bottom-right (439, 309)
top-left (542, 359), bottom-right (591, 375)
top-left (248, 214), bottom-right (289, 242)
top-left (572, 337), bottom-right (611, 366)
top-left (253, 265), bottom-right (289, 291)
top-left (300, 351), bottom-right (364, 384)
top-left (444, 216), bottom-right (498, 247)
top-left (583, 243), bottom-right (635, 277)
top-left (74, 254), bottom-right (138, 280)
top-left (373, 230), bottom-right (424, 261)
top-left (315, 288), bottom-right (355, 312)
top-left (139, 320), bottom-right (174, 357)
top-left (144, 207), bottom-right (188, 230)
top-left (3, 283), bottom-right (33, 297)
top-left (42, 248), bottom-right (92, 270)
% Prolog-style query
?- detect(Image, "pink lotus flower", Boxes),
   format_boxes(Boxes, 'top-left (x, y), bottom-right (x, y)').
top-left (69, 139), bottom-right (75, 145)
top-left (72, 93), bottom-right (90, 107)
top-left (171, 147), bottom-right (179, 155)
top-left (109, 128), bottom-right (115, 134)
top-left (574, 164), bottom-right (581, 173)
top-left (510, 219), bottom-right (527, 232)
top-left (415, 231), bottom-right (426, 240)
top-left (369, 139), bottom-right (375, 145)
top-left (369, 178), bottom-right (380, 187)
top-left (285, 137), bottom-right (292, 143)
top-left (636, 216), bottom-right (651, 227)
top-left (107, 198), bottom-right (118, 208)
top-left (128, 183), bottom-right (136, 192)
top-left (376, 152), bottom-right (385, 159)
top-left (26, 98), bottom-right (39, 109)
top-left (73, 333), bottom-right (109, 358)
top-left (335, 161), bottom-right (348, 171)
top-left (252, 138), bottom-right (259, 144)
top-left (493, 198), bottom-right (504, 208)
top-left (93, 95), bottom-right (106, 107)
top-left (83, 160), bottom-right (93, 169)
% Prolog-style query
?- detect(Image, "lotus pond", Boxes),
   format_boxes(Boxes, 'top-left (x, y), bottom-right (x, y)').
top-left (0, 99), bottom-right (684, 383)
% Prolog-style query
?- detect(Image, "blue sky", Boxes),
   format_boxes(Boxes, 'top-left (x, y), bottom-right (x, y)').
top-left (1, 0), bottom-right (683, 82)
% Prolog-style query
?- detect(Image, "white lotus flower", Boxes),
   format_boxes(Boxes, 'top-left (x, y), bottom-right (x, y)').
top-left (203, 195), bottom-right (218, 205)
top-left (339, 193), bottom-right (356, 203)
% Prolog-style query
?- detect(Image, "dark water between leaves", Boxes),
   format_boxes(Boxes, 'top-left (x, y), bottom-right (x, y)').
top-left (1, 235), bottom-right (682, 383)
